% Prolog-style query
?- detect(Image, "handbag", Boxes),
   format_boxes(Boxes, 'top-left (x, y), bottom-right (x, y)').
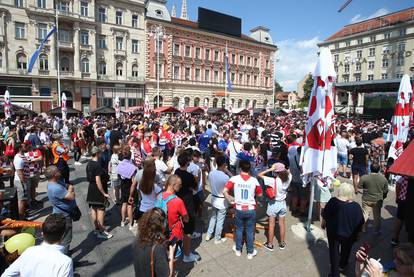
top-left (55, 204), bottom-right (82, 222)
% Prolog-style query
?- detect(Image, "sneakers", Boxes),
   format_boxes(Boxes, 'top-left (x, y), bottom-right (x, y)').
top-left (120, 219), bottom-right (129, 227)
top-left (74, 161), bottom-right (82, 166)
top-left (190, 232), bottom-right (201, 239)
top-left (183, 252), bottom-right (200, 263)
top-left (129, 225), bottom-right (135, 231)
top-left (247, 249), bottom-right (258, 260)
top-left (279, 242), bottom-right (286, 250)
top-left (232, 245), bottom-right (241, 257)
top-left (214, 238), bottom-right (227, 245)
top-left (263, 242), bottom-right (274, 252)
top-left (205, 234), bottom-right (212, 242)
top-left (96, 230), bottom-right (113, 239)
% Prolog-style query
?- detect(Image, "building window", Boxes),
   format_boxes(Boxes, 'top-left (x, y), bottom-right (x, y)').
top-left (356, 50), bottom-right (362, 58)
top-left (81, 58), bottom-right (89, 73)
top-left (128, 98), bottom-right (137, 107)
top-left (345, 41), bottom-right (350, 47)
top-left (0, 53), bottom-right (2, 68)
top-left (58, 1), bottom-right (69, 13)
top-left (173, 66), bottom-right (180, 79)
top-left (214, 71), bottom-right (219, 82)
top-left (265, 77), bottom-right (269, 87)
top-left (97, 35), bottom-right (106, 49)
top-left (231, 54), bottom-right (235, 63)
top-left (397, 56), bottom-right (404, 66)
top-left (132, 64), bottom-right (139, 77)
top-left (15, 22), bottom-right (25, 39)
top-left (116, 11), bottom-right (123, 25)
top-left (205, 49), bottom-right (210, 60)
top-left (355, 62), bottom-right (361, 71)
top-left (396, 73), bottom-right (404, 79)
top-left (205, 70), bottom-right (210, 82)
top-left (132, 15), bottom-right (138, 28)
top-left (80, 1), bottom-right (88, 16)
top-left (59, 29), bottom-right (70, 42)
top-left (370, 36), bottom-right (376, 42)
top-left (60, 57), bottom-right (69, 71)
top-left (231, 72), bottom-right (235, 82)
top-left (254, 75), bottom-right (258, 86)
top-left (15, 0), bottom-right (24, 7)
top-left (334, 65), bottom-right (338, 72)
top-left (173, 44), bottom-right (180, 56)
top-left (382, 59), bottom-right (388, 68)
top-left (97, 7), bottom-right (106, 22)
top-left (400, 29), bottom-right (406, 37)
top-left (156, 40), bottom-right (163, 53)
top-left (266, 60), bottom-right (270, 69)
top-left (357, 38), bottom-right (363, 45)
top-left (384, 32), bottom-right (391, 39)
top-left (116, 62), bottom-right (123, 76)
top-left (212, 98), bottom-right (218, 108)
top-left (368, 61), bottom-right (374, 70)
top-left (80, 31), bottom-right (89, 45)
top-left (398, 43), bottom-right (406, 52)
top-left (185, 67), bottom-right (190, 80)
top-left (185, 45), bottom-right (191, 57)
top-left (214, 50), bottom-right (219, 61)
top-left (116, 37), bottom-right (123, 50)
top-left (334, 54), bottom-right (339, 62)
top-left (355, 74), bottom-right (361, 82)
top-left (16, 53), bottom-right (27, 69)
top-left (195, 68), bottom-right (200, 81)
top-left (239, 73), bottom-right (243, 84)
top-left (38, 23), bottom-right (48, 40)
top-left (343, 75), bottom-right (349, 83)
top-left (240, 55), bottom-right (244, 65)
top-left (195, 47), bottom-right (200, 59)
top-left (381, 73), bottom-right (388, 79)
top-left (132, 40), bottom-right (139, 53)
top-left (369, 48), bottom-right (375, 56)
top-left (335, 43), bottom-right (339, 49)
top-left (254, 58), bottom-right (258, 67)
top-left (246, 75), bottom-right (250, 85)
top-left (39, 54), bottom-right (48, 70)
top-left (37, 0), bottom-right (46, 8)
top-left (344, 64), bottom-right (349, 72)
top-left (247, 57), bottom-right (251, 66)
top-left (39, 87), bottom-right (51, 96)
top-left (367, 74), bottom-right (374, 80)
top-left (98, 62), bottom-right (106, 75)
top-left (155, 63), bottom-right (162, 78)
top-left (194, 97), bottom-right (200, 107)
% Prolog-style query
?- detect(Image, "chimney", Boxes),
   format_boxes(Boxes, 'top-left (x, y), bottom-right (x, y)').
top-left (180, 0), bottom-right (188, 20)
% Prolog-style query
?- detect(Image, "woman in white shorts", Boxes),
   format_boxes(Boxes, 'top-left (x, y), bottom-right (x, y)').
top-left (258, 163), bottom-right (292, 251)
top-left (108, 145), bottom-right (121, 204)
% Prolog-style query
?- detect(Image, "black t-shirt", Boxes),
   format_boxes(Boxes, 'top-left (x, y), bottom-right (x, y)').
top-left (174, 168), bottom-right (196, 214)
top-left (349, 147), bottom-right (368, 166)
top-left (110, 130), bottom-right (123, 148)
top-left (322, 197), bottom-right (364, 239)
top-left (133, 241), bottom-right (169, 277)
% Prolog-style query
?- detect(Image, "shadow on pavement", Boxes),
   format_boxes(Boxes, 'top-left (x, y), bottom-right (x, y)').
top-left (72, 232), bottom-right (104, 267)
top-left (91, 244), bottom-right (133, 277)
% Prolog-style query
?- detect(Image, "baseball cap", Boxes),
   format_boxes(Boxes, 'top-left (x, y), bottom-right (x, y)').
top-left (91, 146), bottom-right (101, 155)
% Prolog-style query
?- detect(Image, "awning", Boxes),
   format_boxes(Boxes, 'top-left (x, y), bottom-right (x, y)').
top-left (153, 106), bottom-right (180, 114)
top-left (388, 140), bottom-right (414, 177)
top-left (183, 107), bottom-right (204, 114)
top-left (233, 108), bottom-right (249, 115)
top-left (90, 106), bottom-right (118, 116)
top-left (335, 78), bottom-right (404, 93)
top-left (0, 104), bottom-right (38, 117)
top-left (207, 108), bottom-right (228, 115)
top-left (48, 106), bottom-right (82, 116)
top-left (125, 106), bottom-right (143, 114)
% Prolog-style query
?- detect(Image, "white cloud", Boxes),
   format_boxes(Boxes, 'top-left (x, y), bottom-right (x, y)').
top-left (275, 37), bottom-right (320, 91)
top-left (350, 8), bottom-right (390, 24)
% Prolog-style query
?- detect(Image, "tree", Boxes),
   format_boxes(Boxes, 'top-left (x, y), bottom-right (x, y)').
top-left (300, 75), bottom-right (314, 107)
top-left (274, 80), bottom-right (283, 92)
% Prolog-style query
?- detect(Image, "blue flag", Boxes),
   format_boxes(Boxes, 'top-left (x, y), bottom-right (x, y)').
top-left (28, 25), bottom-right (57, 73)
top-left (225, 46), bottom-right (232, 92)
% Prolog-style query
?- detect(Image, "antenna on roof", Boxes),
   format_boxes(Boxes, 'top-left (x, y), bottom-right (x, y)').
top-left (338, 0), bottom-right (353, 13)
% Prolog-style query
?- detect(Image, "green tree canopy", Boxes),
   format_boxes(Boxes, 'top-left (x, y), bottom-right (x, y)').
top-left (300, 75), bottom-right (314, 107)
top-left (274, 80), bottom-right (283, 92)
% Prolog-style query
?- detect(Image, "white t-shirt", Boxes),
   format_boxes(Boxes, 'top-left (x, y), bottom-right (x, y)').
top-left (336, 137), bottom-right (350, 155)
top-left (263, 174), bottom-right (292, 201)
top-left (226, 141), bottom-right (242, 166)
top-left (187, 162), bottom-right (202, 194)
top-left (226, 174), bottom-right (261, 211)
top-left (155, 159), bottom-right (168, 184)
top-left (208, 170), bottom-right (230, 209)
top-left (139, 185), bottom-right (163, 212)
top-left (13, 154), bottom-right (25, 182)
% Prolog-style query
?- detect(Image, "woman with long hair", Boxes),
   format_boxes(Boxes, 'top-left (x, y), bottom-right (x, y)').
top-left (133, 208), bottom-right (176, 277)
top-left (129, 157), bottom-right (162, 220)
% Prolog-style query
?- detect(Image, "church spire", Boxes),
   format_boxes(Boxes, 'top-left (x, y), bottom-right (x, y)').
top-left (171, 3), bottom-right (176, 17)
top-left (180, 0), bottom-right (188, 20)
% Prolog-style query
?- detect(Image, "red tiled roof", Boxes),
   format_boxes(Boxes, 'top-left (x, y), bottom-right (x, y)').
top-left (325, 7), bottom-right (414, 42)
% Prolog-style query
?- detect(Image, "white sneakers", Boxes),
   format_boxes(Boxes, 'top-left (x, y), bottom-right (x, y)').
top-left (233, 245), bottom-right (257, 259)
top-left (205, 234), bottom-right (212, 241)
top-left (74, 161), bottom-right (82, 166)
top-left (96, 230), bottom-right (113, 239)
top-left (214, 238), bottom-right (227, 245)
top-left (183, 252), bottom-right (201, 263)
top-left (232, 245), bottom-right (241, 257)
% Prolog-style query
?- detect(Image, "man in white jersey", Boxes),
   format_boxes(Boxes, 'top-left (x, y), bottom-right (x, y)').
top-left (223, 160), bottom-right (262, 259)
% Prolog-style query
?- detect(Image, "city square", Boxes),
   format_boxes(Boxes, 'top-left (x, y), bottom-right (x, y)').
top-left (0, 0), bottom-right (414, 276)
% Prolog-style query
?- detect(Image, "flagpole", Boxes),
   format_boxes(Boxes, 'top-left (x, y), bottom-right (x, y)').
top-left (225, 42), bottom-right (228, 110)
top-left (55, 1), bottom-right (61, 107)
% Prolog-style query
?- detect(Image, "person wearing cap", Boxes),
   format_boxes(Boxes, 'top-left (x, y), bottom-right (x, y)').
top-left (258, 162), bottom-right (292, 251)
top-left (159, 123), bottom-right (172, 161)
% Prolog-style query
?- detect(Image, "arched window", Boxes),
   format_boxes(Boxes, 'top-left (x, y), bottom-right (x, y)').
top-left (212, 98), bottom-right (218, 108)
top-left (0, 52), bottom-right (3, 68)
top-left (132, 64), bottom-right (139, 77)
top-left (172, 97), bottom-right (179, 108)
top-left (252, 99), bottom-right (257, 108)
top-left (62, 91), bottom-right (73, 108)
top-left (184, 97), bottom-right (190, 108)
top-left (98, 62), bottom-right (106, 75)
top-left (221, 98), bottom-right (226, 108)
top-left (116, 62), bottom-right (123, 76)
top-left (39, 54), bottom-right (48, 70)
top-left (238, 99), bottom-right (242, 108)
top-left (16, 53), bottom-right (27, 69)
top-left (81, 58), bottom-right (89, 73)
top-left (194, 97), bottom-right (200, 107)
top-left (231, 98), bottom-right (235, 107)
top-left (154, 95), bottom-right (163, 108)
top-left (245, 99), bottom-right (250, 108)
top-left (61, 57), bottom-right (70, 71)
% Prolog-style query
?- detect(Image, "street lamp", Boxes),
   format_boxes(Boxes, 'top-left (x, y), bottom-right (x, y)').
top-left (149, 25), bottom-right (167, 108)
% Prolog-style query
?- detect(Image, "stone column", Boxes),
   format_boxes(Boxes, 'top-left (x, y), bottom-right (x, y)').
top-left (73, 22), bottom-right (80, 76)
top-left (89, 28), bottom-right (97, 79)
top-left (50, 22), bottom-right (56, 73)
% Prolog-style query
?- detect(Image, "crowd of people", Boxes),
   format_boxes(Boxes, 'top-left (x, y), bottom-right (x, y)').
top-left (0, 110), bottom-right (413, 277)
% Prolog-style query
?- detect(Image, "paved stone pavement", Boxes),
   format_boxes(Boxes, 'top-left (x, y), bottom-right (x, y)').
top-left (31, 160), bottom-right (406, 277)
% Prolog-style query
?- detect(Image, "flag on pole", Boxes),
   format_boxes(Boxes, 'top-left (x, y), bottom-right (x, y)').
top-left (28, 26), bottom-right (57, 73)
top-left (144, 95), bottom-right (150, 118)
top-left (203, 98), bottom-right (208, 114)
top-left (227, 101), bottom-right (233, 116)
top-left (179, 97), bottom-right (185, 113)
top-left (300, 47), bottom-right (337, 184)
top-left (388, 74), bottom-right (412, 160)
top-left (114, 96), bottom-right (121, 119)
top-left (248, 101), bottom-right (253, 116)
top-left (61, 92), bottom-right (67, 121)
top-left (225, 44), bottom-right (232, 93)
top-left (266, 102), bottom-right (271, 116)
top-left (4, 90), bottom-right (11, 119)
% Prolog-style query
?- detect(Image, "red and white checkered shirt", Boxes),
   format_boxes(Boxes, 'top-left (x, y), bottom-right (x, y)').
top-left (23, 150), bottom-right (42, 178)
top-left (225, 173), bottom-right (262, 211)
top-left (396, 176), bottom-right (408, 202)
top-left (173, 133), bottom-right (186, 147)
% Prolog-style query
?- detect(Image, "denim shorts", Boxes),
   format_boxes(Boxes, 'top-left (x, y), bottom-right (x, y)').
top-left (266, 200), bottom-right (287, 217)
top-left (337, 153), bottom-right (348, 165)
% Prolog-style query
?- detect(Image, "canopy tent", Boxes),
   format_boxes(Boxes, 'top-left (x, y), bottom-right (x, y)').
top-left (388, 140), bottom-right (414, 177)
top-left (253, 108), bottom-right (266, 115)
top-left (232, 108), bottom-right (249, 115)
top-left (0, 104), bottom-right (38, 117)
top-left (90, 106), bottom-right (120, 116)
top-left (48, 106), bottom-right (82, 117)
top-left (125, 106), bottom-right (144, 114)
top-left (183, 107), bottom-right (204, 114)
top-left (153, 106), bottom-right (180, 114)
top-left (207, 108), bottom-right (228, 115)
top-left (269, 108), bottom-right (286, 115)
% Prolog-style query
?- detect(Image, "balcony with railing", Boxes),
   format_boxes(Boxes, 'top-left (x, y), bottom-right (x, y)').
top-left (128, 76), bottom-right (145, 82)
top-left (115, 49), bottom-right (126, 57)
top-left (80, 44), bottom-right (92, 51)
top-left (58, 41), bottom-right (74, 49)
top-left (38, 70), bottom-right (50, 75)
top-left (60, 70), bottom-right (74, 76)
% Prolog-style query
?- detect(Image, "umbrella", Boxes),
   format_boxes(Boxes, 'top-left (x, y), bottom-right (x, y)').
top-left (388, 74), bottom-right (412, 160)
top-left (61, 92), bottom-right (67, 121)
top-left (388, 140), bottom-right (414, 177)
top-left (300, 47), bottom-right (337, 230)
top-left (4, 90), bottom-right (11, 119)
top-left (114, 96), bottom-right (120, 119)
top-left (144, 95), bottom-right (150, 118)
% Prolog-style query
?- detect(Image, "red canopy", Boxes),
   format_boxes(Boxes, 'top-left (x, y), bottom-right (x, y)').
top-left (183, 107), bottom-right (204, 114)
top-left (153, 106), bottom-right (180, 114)
top-left (388, 140), bottom-right (414, 177)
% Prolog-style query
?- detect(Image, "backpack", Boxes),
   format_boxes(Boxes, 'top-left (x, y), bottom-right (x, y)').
top-left (155, 193), bottom-right (178, 236)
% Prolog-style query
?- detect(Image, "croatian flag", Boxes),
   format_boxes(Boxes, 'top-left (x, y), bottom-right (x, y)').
top-left (203, 98), bottom-right (208, 114)
top-left (144, 95), bottom-right (150, 118)
top-left (28, 26), bottom-right (57, 73)
top-left (225, 44), bottom-right (232, 93)
top-left (180, 97), bottom-right (185, 113)
top-left (114, 96), bottom-right (121, 119)
top-left (4, 90), bottom-right (11, 119)
top-left (61, 92), bottom-right (67, 121)
top-left (388, 74), bottom-right (412, 160)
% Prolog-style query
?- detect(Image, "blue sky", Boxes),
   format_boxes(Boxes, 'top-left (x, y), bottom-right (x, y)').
top-left (166, 0), bottom-right (413, 91)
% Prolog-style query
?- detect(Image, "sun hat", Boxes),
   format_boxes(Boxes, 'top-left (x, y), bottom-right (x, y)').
top-left (273, 162), bottom-right (286, 173)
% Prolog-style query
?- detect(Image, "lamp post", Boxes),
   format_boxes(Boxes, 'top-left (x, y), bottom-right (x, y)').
top-left (149, 25), bottom-right (167, 109)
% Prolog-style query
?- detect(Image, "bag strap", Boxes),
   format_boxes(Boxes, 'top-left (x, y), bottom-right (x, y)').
top-left (150, 245), bottom-right (156, 277)
top-left (232, 141), bottom-right (239, 155)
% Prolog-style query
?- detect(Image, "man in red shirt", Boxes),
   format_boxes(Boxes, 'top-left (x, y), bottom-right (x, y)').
top-left (224, 160), bottom-right (262, 259)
